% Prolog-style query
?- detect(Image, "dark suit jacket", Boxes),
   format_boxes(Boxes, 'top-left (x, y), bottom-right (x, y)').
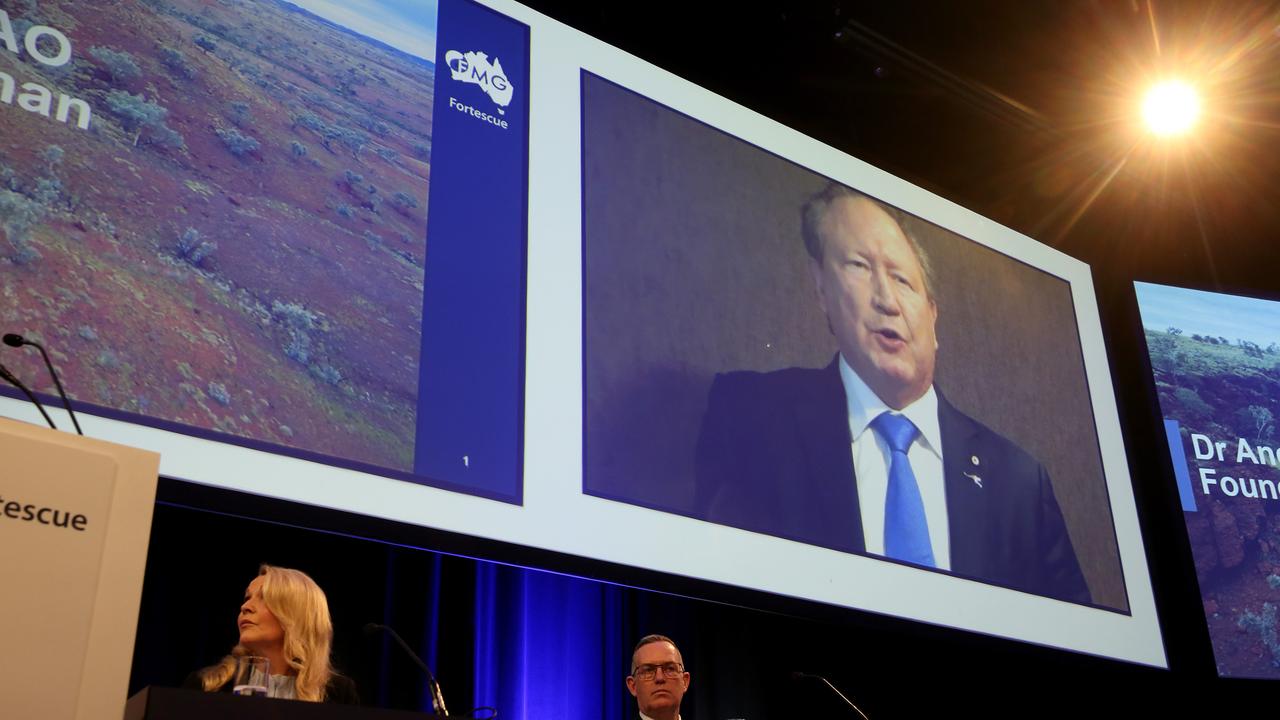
top-left (693, 358), bottom-right (1090, 604)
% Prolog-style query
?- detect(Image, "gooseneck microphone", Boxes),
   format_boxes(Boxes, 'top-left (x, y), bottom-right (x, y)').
top-left (791, 671), bottom-right (871, 720)
top-left (365, 622), bottom-right (449, 716)
top-left (3, 333), bottom-right (83, 435)
top-left (0, 362), bottom-right (58, 431)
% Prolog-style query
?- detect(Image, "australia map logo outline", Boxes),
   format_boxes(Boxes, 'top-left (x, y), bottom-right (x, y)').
top-left (445, 49), bottom-right (513, 115)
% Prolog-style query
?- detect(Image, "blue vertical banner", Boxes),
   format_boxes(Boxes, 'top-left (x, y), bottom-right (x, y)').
top-left (415, 0), bottom-right (530, 501)
top-left (1163, 418), bottom-right (1198, 512)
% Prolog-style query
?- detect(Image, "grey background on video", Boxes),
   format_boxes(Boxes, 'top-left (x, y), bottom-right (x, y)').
top-left (581, 74), bottom-right (1125, 611)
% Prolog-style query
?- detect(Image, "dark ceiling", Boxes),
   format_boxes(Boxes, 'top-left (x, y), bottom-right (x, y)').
top-left (523, 0), bottom-right (1280, 295)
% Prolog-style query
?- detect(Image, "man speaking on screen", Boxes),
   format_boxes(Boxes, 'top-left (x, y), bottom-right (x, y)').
top-left (694, 183), bottom-right (1090, 604)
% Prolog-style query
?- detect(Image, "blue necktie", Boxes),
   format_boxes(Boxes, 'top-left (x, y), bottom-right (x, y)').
top-left (870, 412), bottom-right (935, 568)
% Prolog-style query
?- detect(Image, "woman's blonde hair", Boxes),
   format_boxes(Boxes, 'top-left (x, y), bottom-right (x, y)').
top-left (198, 565), bottom-right (337, 701)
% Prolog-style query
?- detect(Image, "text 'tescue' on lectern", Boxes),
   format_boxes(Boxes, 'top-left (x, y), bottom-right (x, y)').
top-left (0, 417), bottom-right (160, 720)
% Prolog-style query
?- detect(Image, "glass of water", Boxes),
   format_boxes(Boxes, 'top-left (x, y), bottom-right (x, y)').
top-left (232, 656), bottom-right (270, 696)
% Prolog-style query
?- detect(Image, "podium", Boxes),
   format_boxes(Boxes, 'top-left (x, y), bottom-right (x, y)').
top-left (0, 417), bottom-right (159, 720)
top-left (125, 687), bottom-right (447, 719)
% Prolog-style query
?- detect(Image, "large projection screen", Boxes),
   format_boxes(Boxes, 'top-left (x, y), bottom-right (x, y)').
top-left (1136, 281), bottom-right (1280, 678)
top-left (0, 0), bottom-right (1163, 666)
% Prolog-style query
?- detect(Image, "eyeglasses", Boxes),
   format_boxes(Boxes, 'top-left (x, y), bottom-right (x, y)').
top-left (630, 663), bottom-right (685, 681)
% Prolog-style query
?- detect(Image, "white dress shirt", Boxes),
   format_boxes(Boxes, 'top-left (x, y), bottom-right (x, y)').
top-left (838, 354), bottom-right (950, 569)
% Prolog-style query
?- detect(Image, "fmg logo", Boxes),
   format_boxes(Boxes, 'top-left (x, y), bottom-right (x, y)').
top-left (445, 49), bottom-right (513, 114)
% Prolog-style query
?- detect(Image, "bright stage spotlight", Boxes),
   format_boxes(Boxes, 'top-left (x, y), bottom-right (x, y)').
top-left (1142, 80), bottom-right (1200, 136)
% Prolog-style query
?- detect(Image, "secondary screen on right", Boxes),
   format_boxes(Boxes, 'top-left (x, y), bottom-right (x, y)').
top-left (1136, 281), bottom-right (1280, 678)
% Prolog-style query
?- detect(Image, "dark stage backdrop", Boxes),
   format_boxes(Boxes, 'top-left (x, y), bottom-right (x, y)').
top-left (129, 487), bottom-right (1269, 719)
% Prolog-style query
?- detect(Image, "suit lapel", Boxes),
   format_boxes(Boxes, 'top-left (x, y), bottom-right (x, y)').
top-left (791, 358), bottom-right (865, 553)
top-left (939, 392), bottom-right (988, 576)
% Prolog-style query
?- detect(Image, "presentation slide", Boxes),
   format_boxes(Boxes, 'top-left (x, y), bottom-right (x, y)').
top-left (1136, 281), bottom-right (1280, 678)
top-left (0, 0), bottom-right (527, 500)
top-left (0, 0), bottom-right (1162, 666)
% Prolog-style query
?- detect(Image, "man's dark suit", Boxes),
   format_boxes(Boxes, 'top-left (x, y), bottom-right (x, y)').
top-left (693, 358), bottom-right (1090, 604)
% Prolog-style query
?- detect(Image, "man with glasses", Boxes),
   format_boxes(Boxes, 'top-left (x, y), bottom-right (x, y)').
top-left (626, 634), bottom-right (690, 720)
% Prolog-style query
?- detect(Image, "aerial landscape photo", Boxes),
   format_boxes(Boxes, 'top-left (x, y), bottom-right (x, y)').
top-left (0, 0), bottom-right (437, 472)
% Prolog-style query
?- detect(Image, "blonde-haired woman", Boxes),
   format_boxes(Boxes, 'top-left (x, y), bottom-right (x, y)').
top-left (184, 565), bottom-right (358, 703)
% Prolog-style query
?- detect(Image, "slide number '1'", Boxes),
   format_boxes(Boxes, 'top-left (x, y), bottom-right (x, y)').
top-left (462, 455), bottom-right (469, 468)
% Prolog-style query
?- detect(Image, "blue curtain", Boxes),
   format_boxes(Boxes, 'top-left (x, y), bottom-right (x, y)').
top-left (473, 563), bottom-right (629, 719)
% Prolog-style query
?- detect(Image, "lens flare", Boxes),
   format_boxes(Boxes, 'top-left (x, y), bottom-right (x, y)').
top-left (1142, 80), bottom-right (1200, 136)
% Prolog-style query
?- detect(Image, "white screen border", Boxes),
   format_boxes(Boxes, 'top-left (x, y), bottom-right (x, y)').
top-left (0, 0), bottom-right (1164, 668)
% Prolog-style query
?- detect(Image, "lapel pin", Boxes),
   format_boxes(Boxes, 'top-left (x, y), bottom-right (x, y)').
top-left (964, 472), bottom-right (983, 488)
top-left (970, 455), bottom-right (980, 466)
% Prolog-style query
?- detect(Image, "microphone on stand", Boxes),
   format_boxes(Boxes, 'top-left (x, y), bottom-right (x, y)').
top-left (0, 362), bottom-right (58, 430)
top-left (365, 622), bottom-right (449, 716)
top-left (791, 671), bottom-right (871, 720)
top-left (3, 333), bottom-right (83, 435)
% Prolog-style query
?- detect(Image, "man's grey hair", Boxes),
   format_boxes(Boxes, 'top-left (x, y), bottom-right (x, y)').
top-left (630, 634), bottom-right (682, 672)
top-left (800, 182), bottom-right (936, 300)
